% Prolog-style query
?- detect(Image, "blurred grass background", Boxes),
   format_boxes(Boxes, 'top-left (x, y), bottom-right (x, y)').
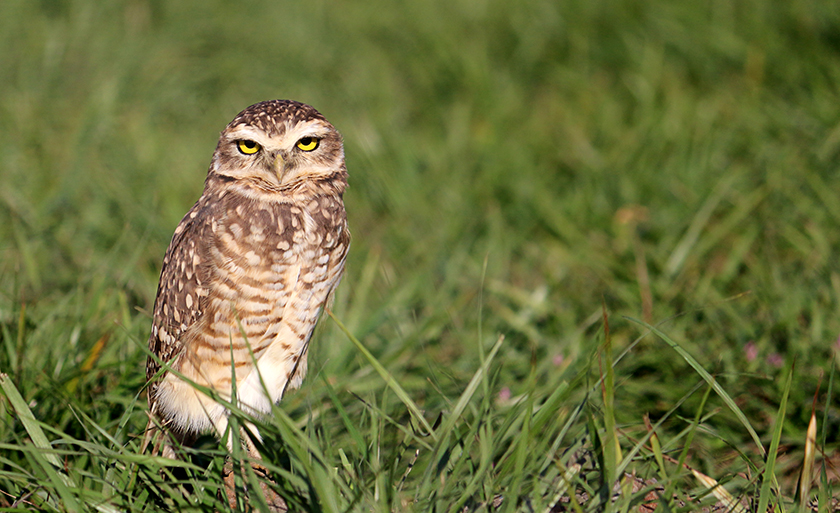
top-left (1, 0), bottom-right (840, 510)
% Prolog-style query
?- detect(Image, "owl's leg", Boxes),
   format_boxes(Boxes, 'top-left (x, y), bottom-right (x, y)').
top-left (211, 414), bottom-right (234, 452)
top-left (242, 421), bottom-right (264, 460)
top-left (161, 436), bottom-right (178, 460)
top-left (219, 417), bottom-right (285, 512)
top-left (211, 414), bottom-right (263, 460)
top-left (140, 415), bottom-right (158, 455)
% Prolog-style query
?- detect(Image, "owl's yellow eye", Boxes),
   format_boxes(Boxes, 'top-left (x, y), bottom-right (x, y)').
top-left (237, 140), bottom-right (261, 155)
top-left (296, 137), bottom-right (319, 152)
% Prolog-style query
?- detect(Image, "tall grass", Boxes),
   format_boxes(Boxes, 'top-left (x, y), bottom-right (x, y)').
top-left (1, 0), bottom-right (839, 510)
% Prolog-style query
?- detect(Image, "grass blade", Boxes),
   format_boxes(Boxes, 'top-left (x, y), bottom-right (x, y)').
top-left (691, 468), bottom-right (747, 513)
top-left (0, 373), bottom-right (81, 508)
top-left (818, 362), bottom-right (835, 513)
top-left (436, 334), bottom-right (505, 442)
top-left (600, 306), bottom-right (621, 491)
top-left (757, 360), bottom-right (794, 513)
top-left (503, 345), bottom-right (536, 512)
top-left (0, 374), bottom-right (65, 471)
top-left (798, 407), bottom-right (817, 512)
top-left (421, 334), bottom-right (506, 500)
top-left (329, 311), bottom-right (437, 441)
top-left (626, 318), bottom-right (765, 454)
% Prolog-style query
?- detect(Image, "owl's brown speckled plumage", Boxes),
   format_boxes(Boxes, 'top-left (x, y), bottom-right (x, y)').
top-left (145, 100), bottom-right (349, 458)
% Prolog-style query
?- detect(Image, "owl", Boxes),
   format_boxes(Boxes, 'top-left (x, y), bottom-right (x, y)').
top-left (144, 100), bottom-right (349, 459)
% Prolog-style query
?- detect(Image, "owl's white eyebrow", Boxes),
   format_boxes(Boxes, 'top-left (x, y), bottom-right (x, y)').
top-left (228, 127), bottom-right (265, 141)
top-left (281, 132), bottom-right (328, 148)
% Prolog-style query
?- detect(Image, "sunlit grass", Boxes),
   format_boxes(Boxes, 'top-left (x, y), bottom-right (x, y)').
top-left (1, 0), bottom-right (840, 510)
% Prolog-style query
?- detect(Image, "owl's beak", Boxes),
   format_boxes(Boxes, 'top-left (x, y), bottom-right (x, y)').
top-left (273, 153), bottom-right (287, 180)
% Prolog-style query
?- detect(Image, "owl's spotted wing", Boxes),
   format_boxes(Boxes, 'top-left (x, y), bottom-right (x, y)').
top-left (146, 199), bottom-right (214, 393)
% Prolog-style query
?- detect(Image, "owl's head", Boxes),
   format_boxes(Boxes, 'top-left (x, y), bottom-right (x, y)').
top-left (209, 100), bottom-right (346, 192)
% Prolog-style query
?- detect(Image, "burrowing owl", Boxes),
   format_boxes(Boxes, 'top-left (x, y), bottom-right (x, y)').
top-left (145, 100), bottom-right (349, 457)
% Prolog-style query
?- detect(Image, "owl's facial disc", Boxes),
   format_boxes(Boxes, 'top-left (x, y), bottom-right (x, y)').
top-left (216, 117), bottom-right (342, 190)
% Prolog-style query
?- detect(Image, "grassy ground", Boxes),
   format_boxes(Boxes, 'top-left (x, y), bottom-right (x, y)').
top-left (1, 0), bottom-right (840, 510)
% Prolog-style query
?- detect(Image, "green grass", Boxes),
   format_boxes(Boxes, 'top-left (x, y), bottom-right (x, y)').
top-left (1, 0), bottom-right (840, 510)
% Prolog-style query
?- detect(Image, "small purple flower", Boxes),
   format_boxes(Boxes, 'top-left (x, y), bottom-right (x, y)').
top-left (553, 354), bottom-right (565, 366)
top-left (744, 341), bottom-right (758, 362)
top-left (766, 353), bottom-right (784, 368)
top-left (498, 386), bottom-right (511, 402)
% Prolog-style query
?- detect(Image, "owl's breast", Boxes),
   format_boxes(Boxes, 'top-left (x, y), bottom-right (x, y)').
top-left (170, 193), bottom-right (348, 412)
